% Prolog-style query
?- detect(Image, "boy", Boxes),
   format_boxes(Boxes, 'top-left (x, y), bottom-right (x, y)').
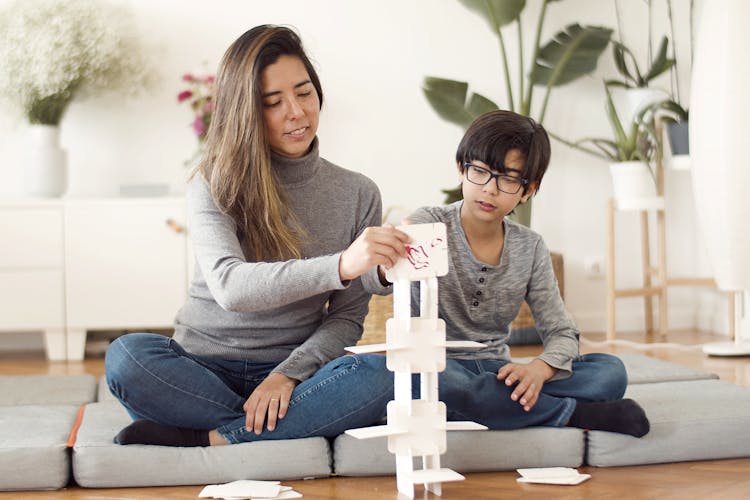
top-left (373, 110), bottom-right (649, 437)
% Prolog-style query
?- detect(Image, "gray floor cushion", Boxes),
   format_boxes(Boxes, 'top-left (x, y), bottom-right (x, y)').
top-left (513, 353), bottom-right (718, 385)
top-left (588, 379), bottom-right (750, 466)
top-left (96, 376), bottom-right (115, 402)
top-left (333, 428), bottom-right (585, 476)
top-left (616, 353), bottom-right (719, 384)
top-left (0, 405), bottom-right (81, 491)
top-left (0, 374), bottom-right (97, 406)
top-left (72, 402), bottom-right (332, 488)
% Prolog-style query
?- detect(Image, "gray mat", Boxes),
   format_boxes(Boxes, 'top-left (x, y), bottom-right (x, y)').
top-left (333, 427), bottom-right (585, 476)
top-left (0, 374), bottom-right (97, 406)
top-left (588, 379), bottom-right (750, 466)
top-left (513, 353), bottom-right (718, 384)
top-left (72, 402), bottom-right (332, 488)
top-left (616, 352), bottom-right (719, 384)
top-left (0, 405), bottom-right (80, 490)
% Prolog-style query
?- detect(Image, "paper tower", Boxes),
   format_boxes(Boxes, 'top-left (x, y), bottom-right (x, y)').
top-left (346, 222), bottom-right (486, 498)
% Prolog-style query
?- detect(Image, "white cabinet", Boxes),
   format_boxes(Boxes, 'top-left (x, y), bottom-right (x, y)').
top-left (64, 198), bottom-right (188, 360)
top-left (0, 201), bottom-right (66, 360)
top-left (0, 198), bottom-right (188, 361)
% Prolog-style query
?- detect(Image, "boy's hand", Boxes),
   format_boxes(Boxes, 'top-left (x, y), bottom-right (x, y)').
top-left (497, 359), bottom-right (556, 412)
top-left (339, 224), bottom-right (409, 281)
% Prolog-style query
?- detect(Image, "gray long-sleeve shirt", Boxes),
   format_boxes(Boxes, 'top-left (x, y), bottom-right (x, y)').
top-left (375, 202), bottom-right (580, 380)
top-left (173, 139), bottom-right (383, 381)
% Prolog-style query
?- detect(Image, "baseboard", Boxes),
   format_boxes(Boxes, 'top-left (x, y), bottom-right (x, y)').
top-left (572, 300), bottom-right (730, 336)
top-left (0, 331), bottom-right (45, 352)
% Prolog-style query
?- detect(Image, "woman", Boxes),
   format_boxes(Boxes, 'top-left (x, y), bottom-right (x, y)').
top-left (105, 25), bottom-right (408, 447)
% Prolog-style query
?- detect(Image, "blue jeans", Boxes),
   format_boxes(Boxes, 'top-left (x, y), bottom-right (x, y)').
top-left (433, 353), bottom-right (627, 429)
top-left (105, 333), bottom-right (393, 444)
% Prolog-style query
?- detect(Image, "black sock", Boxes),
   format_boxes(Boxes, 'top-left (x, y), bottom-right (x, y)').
top-left (567, 398), bottom-right (650, 438)
top-left (114, 420), bottom-right (210, 447)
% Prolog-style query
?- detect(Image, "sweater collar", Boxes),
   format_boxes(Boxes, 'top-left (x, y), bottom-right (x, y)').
top-left (271, 137), bottom-right (321, 187)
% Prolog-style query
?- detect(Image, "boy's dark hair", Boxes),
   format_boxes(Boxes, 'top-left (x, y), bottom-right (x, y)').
top-left (455, 110), bottom-right (551, 194)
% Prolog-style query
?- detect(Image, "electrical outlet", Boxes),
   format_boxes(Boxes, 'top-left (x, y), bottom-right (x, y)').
top-left (584, 256), bottom-right (605, 279)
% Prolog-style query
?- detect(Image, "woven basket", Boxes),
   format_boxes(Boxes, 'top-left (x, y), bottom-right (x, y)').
top-left (357, 252), bottom-right (565, 345)
top-left (359, 294), bottom-right (391, 345)
top-left (511, 252), bottom-right (564, 329)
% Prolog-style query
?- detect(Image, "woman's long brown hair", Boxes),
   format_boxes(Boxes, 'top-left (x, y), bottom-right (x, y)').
top-left (194, 25), bottom-right (323, 261)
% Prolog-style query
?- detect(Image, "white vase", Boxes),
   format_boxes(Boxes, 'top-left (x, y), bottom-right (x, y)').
top-left (24, 124), bottom-right (67, 197)
top-left (608, 161), bottom-right (663, 211)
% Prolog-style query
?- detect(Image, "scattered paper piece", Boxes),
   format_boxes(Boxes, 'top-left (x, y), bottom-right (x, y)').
top-left (199, 479), bottom-right (302, 499)
top-left (516, 467), bottom-right (591, 485)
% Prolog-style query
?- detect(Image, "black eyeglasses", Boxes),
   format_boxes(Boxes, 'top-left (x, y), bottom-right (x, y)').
top-left (463, 163), bottom-right (528, 194)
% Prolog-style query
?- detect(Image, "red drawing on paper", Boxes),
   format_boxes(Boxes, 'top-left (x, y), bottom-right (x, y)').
top-left (405, 238), bottom-right (444, 270)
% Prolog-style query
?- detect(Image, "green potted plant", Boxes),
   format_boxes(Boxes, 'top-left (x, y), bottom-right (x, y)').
top-left (556, 83), bottom-right (665, 209)
top-left (609, 0), bottom-right (690, 160)
top-left (422, 0), bottom-right (613, 226)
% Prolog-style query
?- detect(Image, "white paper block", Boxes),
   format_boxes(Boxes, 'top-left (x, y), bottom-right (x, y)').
top-left (385, 223), bottom-right (448, 282)
top-left (386, 317), bottom-right (446, 373)
top-left (198, 480), bottom-right (281, 499)
top-left (345, 424), bottom-right (407, 439)
top-left (444, 340), bottom-right (486, 349)
top-left (516, 467), bottom-right (591, 485)
top-left (516, 475), bottom-right (590, 485)
top-left (344, 343), bottom-right (391, 354)
top-left (444, 421), bottom-right (488, 431)
top-left (410, 468), bottom-right (465, 484)
top-left (387, 400), bottom-right (447, 456)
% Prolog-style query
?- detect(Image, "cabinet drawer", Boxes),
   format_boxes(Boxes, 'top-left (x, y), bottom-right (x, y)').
top-left (0, 270), bottom-right (64, 329)
top-left (64, 200), bottom-right (188, 329)
top-left (0, 207), bottom-right (63, 268)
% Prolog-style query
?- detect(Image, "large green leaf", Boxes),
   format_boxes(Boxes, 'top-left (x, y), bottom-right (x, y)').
top-left (604, 84), bottom-right (628, 159)
top-left (422, 76), bottom-right (499, 128)
top-left (642, 36), bottom-right (675, 82)
top-left (458, 0), bottom-right (526, 32)
top-left (531, 24), bottom-right (613, 87)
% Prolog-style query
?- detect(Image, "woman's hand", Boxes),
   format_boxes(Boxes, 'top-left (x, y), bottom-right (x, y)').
top-left (496, 359), bottom-right (556, 412)
top-left (339, 224), bottom-right (410, 282)
top-left (243, 372), bottom-right (298, 434)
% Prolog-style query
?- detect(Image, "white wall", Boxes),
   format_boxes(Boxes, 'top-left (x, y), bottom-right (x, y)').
top-left (0, 0), bottom-right (726, 335)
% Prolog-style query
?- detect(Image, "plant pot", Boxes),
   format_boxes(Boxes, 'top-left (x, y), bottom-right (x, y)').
top-left (614, 88), bottom-right (667, 127)
top-left (608, 161), bottom-right (663, 210)
top-left (666, 120), bottom-right (690, 155)
top-left (24, 124), bottom-right (67, 197)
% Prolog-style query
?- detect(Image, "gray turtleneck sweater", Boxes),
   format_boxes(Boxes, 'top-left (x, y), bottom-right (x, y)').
top-left (173, 139), bottom-right (383, 381)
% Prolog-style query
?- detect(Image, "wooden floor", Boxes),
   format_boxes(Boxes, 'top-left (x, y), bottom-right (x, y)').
top-left (1, 330), bottom-right (749, 499)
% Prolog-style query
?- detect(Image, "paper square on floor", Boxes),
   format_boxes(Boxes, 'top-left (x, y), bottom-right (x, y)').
top-left (516, 467), bottom-right (591, 485)
top-left (385, 222), bottom-right (448, 282)
top-left (199, 479), bottom-right (302, 499)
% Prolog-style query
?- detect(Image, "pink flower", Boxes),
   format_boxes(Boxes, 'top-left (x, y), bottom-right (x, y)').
top-left (180, 71), bottom-right (215, 145)
top-left (192, 115), bottom-right (206, 137)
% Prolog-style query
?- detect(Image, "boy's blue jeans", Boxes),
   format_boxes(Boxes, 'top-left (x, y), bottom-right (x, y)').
top-left (105, 333), bottom-right (626, 443)
top-left (437, 354), bottom-right (627, 429)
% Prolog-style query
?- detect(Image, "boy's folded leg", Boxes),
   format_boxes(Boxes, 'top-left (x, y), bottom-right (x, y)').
top-left (114, 419), bottom-right (211, 447)
top-left (566, 398), bottom-right (650, 438)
